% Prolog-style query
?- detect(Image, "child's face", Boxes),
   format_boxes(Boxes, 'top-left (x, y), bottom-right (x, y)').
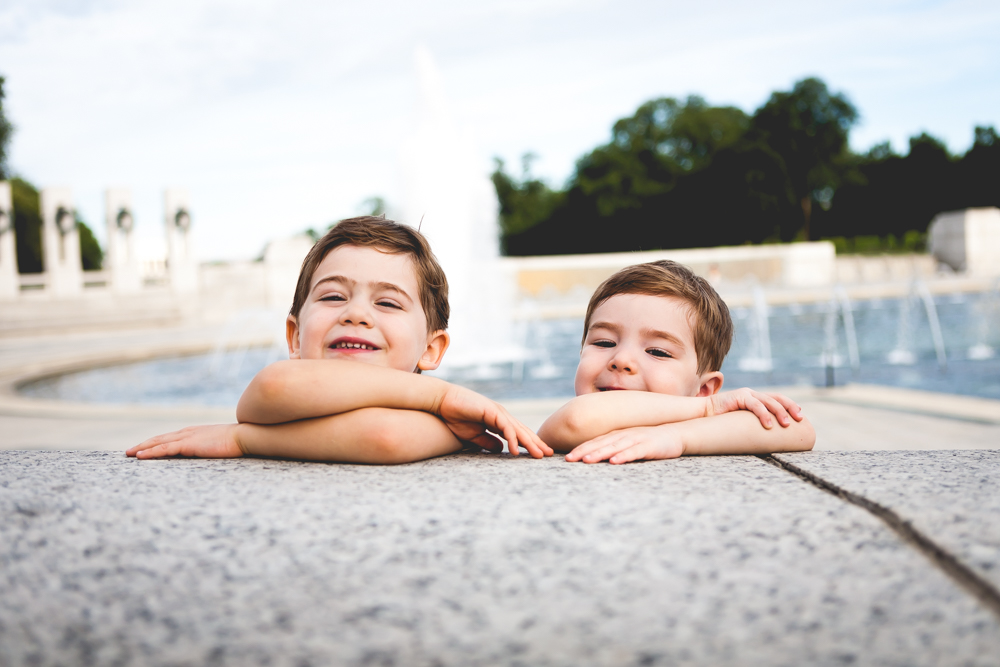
top-left (574, 293), bottom-right (723, 397)
top-left (286, 245), bottom-right (448, 372)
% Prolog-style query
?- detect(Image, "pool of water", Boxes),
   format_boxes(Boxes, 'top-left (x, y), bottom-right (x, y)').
top-left (19, 292), bottom-right (1000, 405)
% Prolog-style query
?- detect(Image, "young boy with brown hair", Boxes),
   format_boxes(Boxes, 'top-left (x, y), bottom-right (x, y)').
top-left (128, 216), bottom-right (551, 463)
top-left (538, 260), bottom-right (814, 464)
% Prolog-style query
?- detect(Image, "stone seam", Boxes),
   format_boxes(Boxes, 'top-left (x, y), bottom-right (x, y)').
top-left (761, 454), bottom-right (1000, 620)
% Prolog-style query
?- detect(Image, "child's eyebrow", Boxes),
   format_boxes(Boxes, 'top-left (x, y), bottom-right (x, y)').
top-left (641, 328), bottom-right (686, 348)
top-left (588, 320), bottom-right (623, 335)
top-left (312, 275), bottom-right (414, 302)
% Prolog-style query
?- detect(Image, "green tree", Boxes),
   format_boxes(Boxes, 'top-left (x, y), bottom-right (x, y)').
top-left (572, 96), bottom-right (749, 217)
top-left (0, 75), bottom-right (12, 180)
top-left (492, 154), bottom-right (564, 240)
top-left (9, 177), bottom-right (103, 273)
top-left (77, 213), bottom-right (103, 271)
top-left (751, 78), bottom-right (858, 239)
top-left (11, 177), bottom-right (42, 273)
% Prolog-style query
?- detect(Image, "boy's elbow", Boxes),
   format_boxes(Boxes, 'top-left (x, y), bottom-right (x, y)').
top-left (362, 412), bottom-right (433, 465)
top-left (237, 362), bottom-right (292, 423)
top-left (794, 416), bottom-right (816, 451)
top-left (539, 406), bottom-right (591, 452)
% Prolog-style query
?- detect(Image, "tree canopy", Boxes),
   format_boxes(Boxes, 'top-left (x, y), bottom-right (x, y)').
top-left (496, 77), bottom-right (997, 256)
top-left (0, 75), bottom-right (12, 180)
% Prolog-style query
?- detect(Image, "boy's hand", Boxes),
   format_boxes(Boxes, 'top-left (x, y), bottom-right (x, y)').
top-left (565, 424), bottom-right (682, 465)
top-left (436, 384), bottom-right (553, 458)
top-left (706, 389), bottom-right (802, 429)
top-left (126, 424), bottom-right (245, 459)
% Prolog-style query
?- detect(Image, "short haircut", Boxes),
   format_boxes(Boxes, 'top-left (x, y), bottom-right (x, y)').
top-left (290, 216), bottom-right (449, 333)
top-left (583, 260), bottom-right (733, 374)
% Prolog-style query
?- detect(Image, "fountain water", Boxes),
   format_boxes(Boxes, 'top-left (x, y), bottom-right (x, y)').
top-left (737, 285), bottom-right (773, 372)
top-left (399, 46), bottom-right (526, 376)
top-left (915, 280), bottom-right (948, 371)
top-left (835, 286), bottom-right (861, 371)
top-left (887, 281), bottom-right (948, 370)
top-left (887, 295), bottom-right (916, 366)
top-left (968, 279), bottom-right (999, 360)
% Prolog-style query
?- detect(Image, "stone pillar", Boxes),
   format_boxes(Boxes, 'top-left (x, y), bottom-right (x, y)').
top-left (105, 188), bottom-right (142, 294)
top-left (40, 187), bottom-right (82, 297)
top-left (164, 188), bottom-right (198, 294)
top-left (0, 181), bottom-right (17, 300)
top-left (928, 207), bottom-right (1000, 277)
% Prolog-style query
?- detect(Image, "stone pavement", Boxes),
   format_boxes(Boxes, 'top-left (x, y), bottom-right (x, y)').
top-left (1, 450), bottom-right (999, 666)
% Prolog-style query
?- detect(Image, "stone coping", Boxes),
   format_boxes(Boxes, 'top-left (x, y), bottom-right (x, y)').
top-left (2, 450), bottom-right (998, 666)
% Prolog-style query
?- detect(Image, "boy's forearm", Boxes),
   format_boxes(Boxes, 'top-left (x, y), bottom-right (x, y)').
top-left (676, 412), bottom-right (815, 456)
top-left (237, 360), bottom-right (449, 424)
top-left (538, 391), bottom-right (708, 451)
top-left (236, 407), bottom-right (463, 464)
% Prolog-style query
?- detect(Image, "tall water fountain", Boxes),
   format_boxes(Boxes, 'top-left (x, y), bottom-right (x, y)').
top-left (888, 280), bottom-right (948, 371)
top-left (738, 285), bottom-right (774, 373)
top-left (399, 46), bottom-right (526, 375)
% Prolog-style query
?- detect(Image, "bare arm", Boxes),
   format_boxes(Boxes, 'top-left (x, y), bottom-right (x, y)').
top-left (238, 408), bottom-right (464, 464)
top-left (237, 359), bottom-right (551, 458)
top-left (539, 389), bottom-right (801, 452)
top-left (127, 408), bottom-right (465, 465)
top-left (566, 412), bottom-right (815, 464)
top-left (236, 360), bottom-right (449, 424)
top-left (538, 391), bottom-right (707, 452)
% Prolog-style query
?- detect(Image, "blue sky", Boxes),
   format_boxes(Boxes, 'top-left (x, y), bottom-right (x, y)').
top-left (2, 0), bottom-right (998, 260)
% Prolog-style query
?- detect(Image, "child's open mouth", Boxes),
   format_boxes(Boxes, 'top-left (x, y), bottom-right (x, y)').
top-left (329, 338), bottom-right (381, 352)
top-left (598, 386), bottom-right (627, 391)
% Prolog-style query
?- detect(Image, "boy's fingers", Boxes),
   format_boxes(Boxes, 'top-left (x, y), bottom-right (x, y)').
top-left (609, 443), bottom-right (650, 465)
top-left (747, 398), bottom-right (774, 428)
top-left (758, 393), bottom-right (792, 425)
top-left (566, 435), bottom-right (612, 461)
top-left (768, 393), bottom-right (804, 420)
top-left (581, 437), bottom-right (632, 464)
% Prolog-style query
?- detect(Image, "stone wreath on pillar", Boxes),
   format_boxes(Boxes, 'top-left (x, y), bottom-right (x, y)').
top-left (0, 205), bottom-right (11, 235)
top-left (116, 207), bottom-right (133, 233)
top-left (55, 206), bottom-right (75, 236)
top-left (174, 208), bottom-right (191, 231)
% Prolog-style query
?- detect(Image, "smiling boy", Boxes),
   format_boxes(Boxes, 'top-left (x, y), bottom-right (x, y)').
top-left (128, 217), bottom-right (551, 463)
top-left (538, 260), bottom-right (814, 464)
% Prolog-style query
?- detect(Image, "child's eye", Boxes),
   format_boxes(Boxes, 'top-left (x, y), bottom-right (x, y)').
top-left (376, 300), bottom-right (402, 309)
top-left (320, 294), bottom-right (346, 302)
top-left (646, 348), bottom-right (672, 358)
top-left (593, 340), bottom-right (615, 348)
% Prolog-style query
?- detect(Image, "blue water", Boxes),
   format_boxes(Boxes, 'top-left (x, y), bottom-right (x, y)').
top-left (19, 293), bottom-right (1000, 406)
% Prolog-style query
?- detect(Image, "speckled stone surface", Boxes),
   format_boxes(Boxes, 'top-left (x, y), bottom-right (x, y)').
top-left (1, 451), bottom-right (998, 667)
top-left (774, 450), bottom-right (1000, 592)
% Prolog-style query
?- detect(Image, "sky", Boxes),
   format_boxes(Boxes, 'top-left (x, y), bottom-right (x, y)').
top-left (2, 0), bottom-right (998, 262)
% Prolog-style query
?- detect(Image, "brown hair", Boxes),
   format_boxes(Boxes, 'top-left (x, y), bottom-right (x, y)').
top-left (290, 216), bottom-right (449, 333)
top-left (582, 260), bottom-right (733, 374)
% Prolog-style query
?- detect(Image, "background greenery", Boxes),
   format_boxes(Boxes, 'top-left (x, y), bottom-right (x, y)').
top-left (2, 76), bottom-right (103, 273)
top-left (494, 78), bottom-right (1000, 256)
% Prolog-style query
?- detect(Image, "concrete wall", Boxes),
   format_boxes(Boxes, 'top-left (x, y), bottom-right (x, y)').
top-left (929, 207), bottom-right (1000, 277)
top-left (504, 242), bottom-right (837, 297)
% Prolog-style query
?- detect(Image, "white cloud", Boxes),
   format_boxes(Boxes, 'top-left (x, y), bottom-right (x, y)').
top-left (2, 0), bottom-right (997, 260)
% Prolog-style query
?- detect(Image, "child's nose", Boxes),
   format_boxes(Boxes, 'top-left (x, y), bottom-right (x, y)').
top-left (609, 350), bottom-right (636, 373)
top-left (340, 300), bottom-right (373, 327)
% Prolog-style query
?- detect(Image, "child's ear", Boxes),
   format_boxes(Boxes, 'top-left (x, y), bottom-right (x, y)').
top-left (286, 316), bottom-right (302, 359)
top-left (417, 330), bottom-right (450, 371)
top-left (696, 371), bottom-right (724, 397)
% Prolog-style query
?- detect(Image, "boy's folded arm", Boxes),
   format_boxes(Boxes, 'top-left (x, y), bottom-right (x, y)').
top-left (237, 359), bottom-right (445, 424)
top-left (538, 391), bottom-right (708, 452)
top-left (678, 411), bottom-right (815, 456)
top-left (238, 359), bottom-right (551, 458)
top-left (567, 411), bottom-right (815, 464)
top-left (237, 407), bottom-right (464, 464)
